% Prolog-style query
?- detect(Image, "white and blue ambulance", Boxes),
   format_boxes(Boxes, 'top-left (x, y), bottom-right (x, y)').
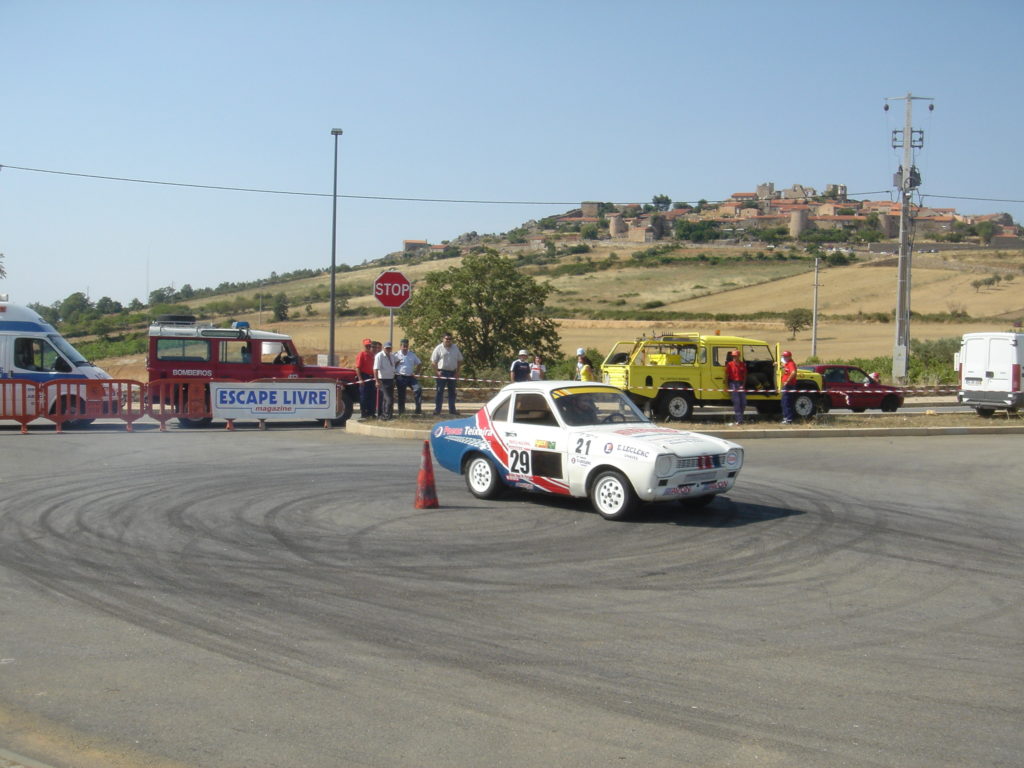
top-left (0, 295), bottom-right (113, 425)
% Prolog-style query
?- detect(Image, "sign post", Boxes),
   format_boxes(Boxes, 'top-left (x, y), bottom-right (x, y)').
top-left (373, 270), bottom-right (413, 345)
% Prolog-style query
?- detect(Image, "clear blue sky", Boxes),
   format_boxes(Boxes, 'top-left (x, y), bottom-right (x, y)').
top-left (2, 0), bottom-right (1021, 307)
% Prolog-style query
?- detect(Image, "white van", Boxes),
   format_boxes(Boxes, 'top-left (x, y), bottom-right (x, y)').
top-left (0, 296), bottom-right (113, 424)
top-left (956, 332), bottom-right (1023, 417)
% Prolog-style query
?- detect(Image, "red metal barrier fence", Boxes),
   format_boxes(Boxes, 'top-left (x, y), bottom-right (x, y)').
top-left (146, 378), bottom-right (226, 431)
top-left (0, 380), bottom-right (41, 434)
top-left (43, 379), bottom-right (147, 432)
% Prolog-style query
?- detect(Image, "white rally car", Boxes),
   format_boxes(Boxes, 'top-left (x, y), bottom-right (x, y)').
top-left (429, 381), bottom-right (743, 519)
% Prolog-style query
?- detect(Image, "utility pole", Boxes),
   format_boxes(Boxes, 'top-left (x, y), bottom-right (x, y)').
top-left (885, 92), bottom-right (933, 383)
top-left (811, 256), bottom-right (820, 359)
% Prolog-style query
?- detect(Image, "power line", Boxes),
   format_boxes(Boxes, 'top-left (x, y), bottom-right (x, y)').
top-left (0, 162), bottom-right (577, 205)
top-left (0, 163), bottom-right (1017, 208)
top-left (922, 193), bottom-right (1024, 205)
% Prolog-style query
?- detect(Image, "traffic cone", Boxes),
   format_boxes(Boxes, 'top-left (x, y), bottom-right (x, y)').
top-left (415, 439), bottom-right (439, 509)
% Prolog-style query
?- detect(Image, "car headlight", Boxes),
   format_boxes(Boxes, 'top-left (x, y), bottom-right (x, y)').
top-left (655, 454), bottom-right (675, 477)
top-left (724, 448), bottom-right (743, 469)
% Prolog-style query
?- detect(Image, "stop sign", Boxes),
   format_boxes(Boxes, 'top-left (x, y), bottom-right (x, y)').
top-left (373, 270), bottom-right (412, 308)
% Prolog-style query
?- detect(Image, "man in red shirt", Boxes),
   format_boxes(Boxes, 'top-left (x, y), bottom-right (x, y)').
top-left (355, 338), bottom-right (377, 419)
top-left (780, 350), bottom-right (798, 424)
top-left (725, 349), bottom-right (747, 425)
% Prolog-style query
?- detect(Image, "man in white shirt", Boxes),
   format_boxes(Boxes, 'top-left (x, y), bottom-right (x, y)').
top-left (430, 332), bottom-right (464, 416)
top-left (373, 340), bottom-right (397, 420)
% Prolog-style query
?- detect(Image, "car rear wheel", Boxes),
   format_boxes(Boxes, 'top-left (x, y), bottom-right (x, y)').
top-left (793, 392), bottom-right (818, 418)
top-left (464, 454), bottom-right (503, 499)
top-left (976, 407), bottom-right (996, 418)
top-left (329, 389), bottom-right (355, 426)
top-left (589, 470), bottom-right (638, 520)
top-left (880, 395), bottom-right (900, 413)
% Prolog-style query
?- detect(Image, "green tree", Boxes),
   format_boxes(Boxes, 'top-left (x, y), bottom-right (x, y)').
top-left (975, 220), bottom-right (997, 245)
top-left (149, 286), bottom-right (176, 306)
top-left (271, 292), bottom-right (290, 321)
top-left (59, 292), bottom-right (94, 323)
top-left (651, 194), bottom-right (672, 212)
top-left (673, 219), bottom-right (720, 243)
top-left (784, 308), bottom-right (813, 339)
top-left (95, 296), bottom-right (123, 315)
top-left (399, 249), bottom-right (561, 372)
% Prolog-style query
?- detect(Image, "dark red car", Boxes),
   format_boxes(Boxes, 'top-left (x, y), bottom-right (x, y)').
top-left (798, 364), bottom-right (904, 413)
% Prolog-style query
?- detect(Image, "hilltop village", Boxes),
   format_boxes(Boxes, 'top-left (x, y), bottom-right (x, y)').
top-left (398, 181), bottom-right (1022, 257)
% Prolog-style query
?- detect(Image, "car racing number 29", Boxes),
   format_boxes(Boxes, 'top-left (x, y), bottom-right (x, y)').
top-left (509, 448), bottom-right (531, 475)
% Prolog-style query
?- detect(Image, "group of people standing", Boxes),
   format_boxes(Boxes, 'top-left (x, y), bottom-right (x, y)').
top-left (509, 350), bottom-right (547, 382)
top-left (355, 336), bottom-right (602, 421)
top-left (510, 347), bottom-right (597, 383)
top-left (356, 338), bottom-right (426, 420)
top-left (354, 333), bottom-right (465, 421)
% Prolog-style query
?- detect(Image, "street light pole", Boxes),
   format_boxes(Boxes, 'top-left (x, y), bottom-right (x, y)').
top-left (329, 128), bottom-right (343, 366)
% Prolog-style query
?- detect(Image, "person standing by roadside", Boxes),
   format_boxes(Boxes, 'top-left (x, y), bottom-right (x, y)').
top-left (510, 349), bottom-right (531, 382)
top-left (576, 349), bottom-right (596, 382)
top-left (431, 332), bottom-right (464, 416)
top-left (530, 354), bottom-right (546, 381)
top-left (394, 338), bottom-right (423, 416)
top-left (374, 340), bottom-right (397, 420)
top-left (371, 341), bottom-right (384, 415)
top-left (725, 349), bottom-right (747, 425)
top-left (780, 349), bottom-right (799, 424)
top-left (355, 338), bottom-right (376, 419)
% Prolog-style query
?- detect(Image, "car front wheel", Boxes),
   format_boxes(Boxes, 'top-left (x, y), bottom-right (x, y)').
top-left (589, 470), bottom-right (638, 520)
top-left (464, 454), bottom-right (503, 499)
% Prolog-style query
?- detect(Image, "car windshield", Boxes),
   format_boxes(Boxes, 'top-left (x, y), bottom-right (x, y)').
top-left (552, 387), bottom-right (648, 426)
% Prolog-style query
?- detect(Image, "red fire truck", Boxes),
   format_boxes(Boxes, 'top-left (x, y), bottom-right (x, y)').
top-left (147, 315), bottom-right (358, 427)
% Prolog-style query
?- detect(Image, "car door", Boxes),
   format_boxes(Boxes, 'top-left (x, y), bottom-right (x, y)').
top-left (501, 392), bottom-right (569, 496)
top-left (819, 366), bottom-right (854, 408)
top-left (12, 336), bottom-right (76, 381)
top-left (844, 367), bottom-right (880, 409)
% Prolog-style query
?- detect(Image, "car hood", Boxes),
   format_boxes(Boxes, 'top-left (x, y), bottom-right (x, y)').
top-left (574, 424), bottom-right (740, 456)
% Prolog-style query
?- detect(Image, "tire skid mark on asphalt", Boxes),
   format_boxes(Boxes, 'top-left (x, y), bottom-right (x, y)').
top-left (2, 457), bottom-right (1020, 724)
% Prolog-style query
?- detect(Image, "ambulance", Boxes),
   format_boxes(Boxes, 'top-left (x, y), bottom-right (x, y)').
top-left (0, 295), bottom-right (114, 425)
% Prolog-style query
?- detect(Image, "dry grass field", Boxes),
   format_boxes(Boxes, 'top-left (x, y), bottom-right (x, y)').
top-left (96, 241), bottom-right (1024, 381)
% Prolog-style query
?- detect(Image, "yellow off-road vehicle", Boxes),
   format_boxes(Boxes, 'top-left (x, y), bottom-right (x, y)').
top-left (600, 333), bottom-right (826, 420)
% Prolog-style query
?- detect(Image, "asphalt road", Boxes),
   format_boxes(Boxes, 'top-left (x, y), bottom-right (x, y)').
top-left (0, 426), bottom-right (1021, 768)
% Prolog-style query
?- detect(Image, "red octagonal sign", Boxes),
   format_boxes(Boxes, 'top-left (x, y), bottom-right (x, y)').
top-left (373, 270), bottom-right (413, 308)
